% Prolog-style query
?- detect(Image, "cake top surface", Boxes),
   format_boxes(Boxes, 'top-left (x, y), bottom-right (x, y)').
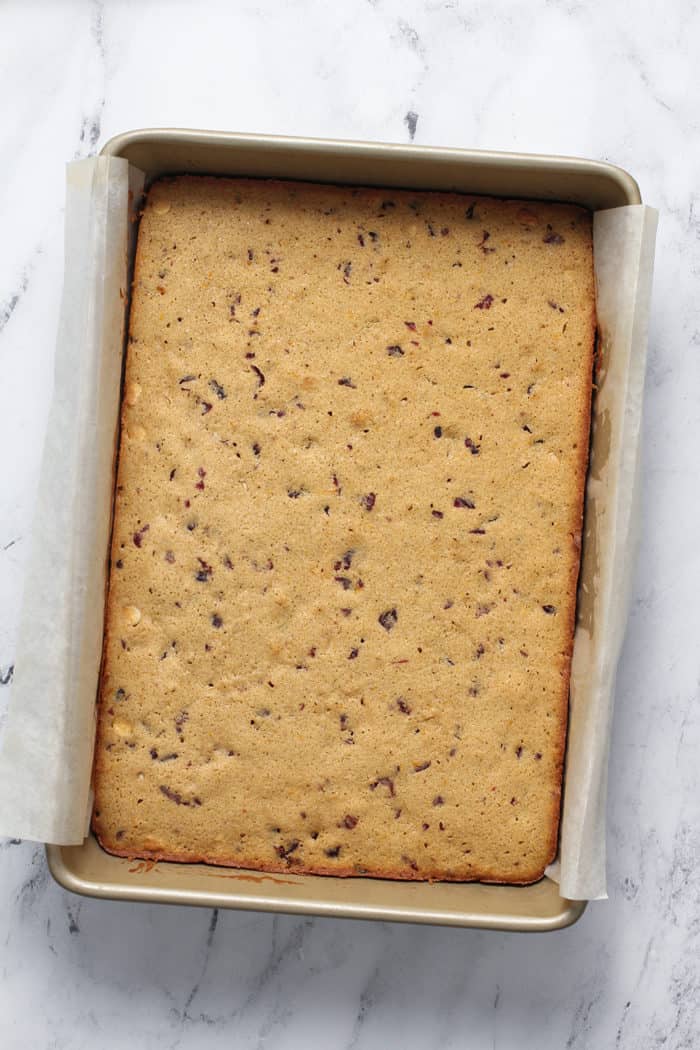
top-left (93, 175), bottom-right (595, 883)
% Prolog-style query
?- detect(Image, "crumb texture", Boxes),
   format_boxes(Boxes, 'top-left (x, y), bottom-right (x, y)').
top-left (92, 176), bottom-right (595, 883)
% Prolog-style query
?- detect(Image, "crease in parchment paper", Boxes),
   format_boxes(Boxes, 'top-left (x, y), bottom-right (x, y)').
top-left (0, 157), bottom-right (144, 843)
top-left (0, 164), bottom-right (657, 900)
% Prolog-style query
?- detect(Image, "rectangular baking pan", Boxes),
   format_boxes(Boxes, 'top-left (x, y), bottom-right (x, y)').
top-left (47, 128), bottom-right (641, 930)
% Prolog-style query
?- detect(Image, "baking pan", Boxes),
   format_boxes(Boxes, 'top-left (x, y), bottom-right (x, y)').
top-left (47, 129), bottom-right (641, 930)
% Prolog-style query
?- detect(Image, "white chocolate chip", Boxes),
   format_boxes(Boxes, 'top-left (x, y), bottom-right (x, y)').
top-left (123, 605), bottom-right (141, 626)
top-left (125, 381), bottom-right (141, 406)
top-left (152, 200), bottom-right (171, 215)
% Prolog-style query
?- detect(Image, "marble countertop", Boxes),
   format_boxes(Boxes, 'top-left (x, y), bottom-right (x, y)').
top-left (1, 1), bottom-right (698, 1047)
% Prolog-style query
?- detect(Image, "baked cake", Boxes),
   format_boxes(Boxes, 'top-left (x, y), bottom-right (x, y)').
top-left (92, 176), bottom-right (595, 883)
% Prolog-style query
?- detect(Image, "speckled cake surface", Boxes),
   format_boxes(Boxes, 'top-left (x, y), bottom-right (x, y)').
top-left (92, 175), bottom-right (595, 883)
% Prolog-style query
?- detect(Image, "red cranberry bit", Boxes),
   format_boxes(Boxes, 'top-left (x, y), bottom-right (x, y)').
top-left (133, 524), bottom-right (150, 548)
top-left (250, 364), bottom-right (265, 392)
top-left (195, 558), bottom-right (213, 582)
top-left (386, 345), bottom-right (404, 357)
top-left (378, 608), bottom-right (398, 631)
top-left (477, 230), bottom-right (492, 252)
top-left (453, 496), bottom-right (475, 509)
top-left (474, 294), bottom-right (494, 310)
top-left (275, 840), bottom-right (300, 860)
top-left (370, 776), bottom-right (395, 797)
top-left (360, 492), bottom-right (376, 511)
top-left (542, 604), bottom-right (557, 614)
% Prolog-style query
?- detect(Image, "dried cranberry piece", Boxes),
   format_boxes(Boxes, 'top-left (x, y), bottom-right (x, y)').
top-left (133, 524), bottom-right (150, 548)
top-left (370, 776), bottom-right (395, 796)
top-left (386, 345), bottom-right (404, 357)
top-left (474, 294), bottom-right (494, 310)
top-left (195, 557), bottom-right (213, 582)
top-left (360, 492), bottom-right (376, 511)
top-left (209, 379), bottom-right (226, 400)
top-left (542, 604), bottom-right (557, 614)
top-left (378, 608), bottom-right (398, 631)
top-left (453, 496), bottom-right (475, 509)
top-left (275, 839), bottom-right (300, 860)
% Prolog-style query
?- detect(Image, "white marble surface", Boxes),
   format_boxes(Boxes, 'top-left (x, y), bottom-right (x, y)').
top-left (1, 0), bottom-right (698, 1047)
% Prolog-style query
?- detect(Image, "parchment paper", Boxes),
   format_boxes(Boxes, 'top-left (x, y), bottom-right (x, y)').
top-left (0, 157), bottom-right (143, 843)
top-left (550, 204), bottom-right (658, 900)
top-left (0, 160), bottom-right (657, 899)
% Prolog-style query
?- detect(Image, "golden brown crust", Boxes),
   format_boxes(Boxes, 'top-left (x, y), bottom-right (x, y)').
top-left (92, 177), bottom-right (595, 884)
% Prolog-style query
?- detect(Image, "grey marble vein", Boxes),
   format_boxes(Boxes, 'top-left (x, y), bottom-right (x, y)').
top-left (404, 110), bottom-right (419, 140)
top-left (0, 272), bottom-right (29, 337)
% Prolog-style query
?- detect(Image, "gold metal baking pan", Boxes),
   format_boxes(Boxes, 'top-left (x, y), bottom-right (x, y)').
top-left (47, 128), bottom-right (641, 930)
